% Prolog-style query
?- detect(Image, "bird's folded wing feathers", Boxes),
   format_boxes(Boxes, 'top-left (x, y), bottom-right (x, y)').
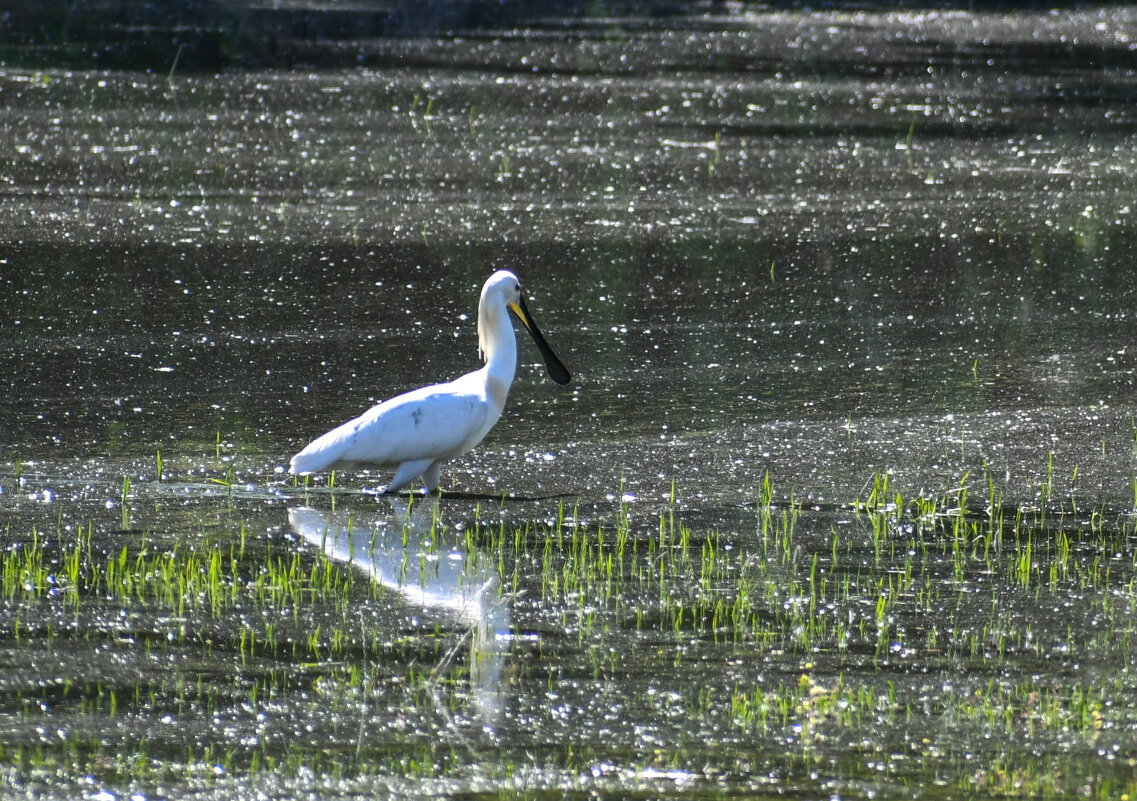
top-left (290, 381), bottom-right (491, 473)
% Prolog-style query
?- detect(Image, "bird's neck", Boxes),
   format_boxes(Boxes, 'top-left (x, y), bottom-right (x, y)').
top-left (480, 309), bottom-right (517, 411)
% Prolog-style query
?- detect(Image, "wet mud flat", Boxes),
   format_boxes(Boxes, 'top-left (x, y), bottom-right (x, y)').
top-left (3, 5), bottom-right (1137, 800)
top-left (3, 477), bottom-right (1137, 799)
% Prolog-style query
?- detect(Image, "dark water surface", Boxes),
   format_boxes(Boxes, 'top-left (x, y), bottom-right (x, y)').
top-left (3, 7), bottom-right (1137, 800)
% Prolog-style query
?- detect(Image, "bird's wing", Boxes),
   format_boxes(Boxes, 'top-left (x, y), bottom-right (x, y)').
top-left (290, 377), bottom-right (492, 474)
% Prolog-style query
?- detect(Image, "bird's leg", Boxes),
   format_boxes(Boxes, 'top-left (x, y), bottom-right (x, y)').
top-left (384, 458), bottom-right (434, 494)
top-left (421, 461), bottom-right (442, 493)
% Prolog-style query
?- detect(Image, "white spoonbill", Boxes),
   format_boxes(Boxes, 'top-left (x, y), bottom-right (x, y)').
top-left (288, 270), bottom-right (571, 492)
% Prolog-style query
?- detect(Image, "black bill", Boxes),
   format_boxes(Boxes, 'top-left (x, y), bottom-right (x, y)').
top-left (509, 295), bottom-right (572, 384)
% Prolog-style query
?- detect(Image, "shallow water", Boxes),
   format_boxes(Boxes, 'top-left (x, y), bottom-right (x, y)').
top-left (2, 6), bottom-right (1137, 799)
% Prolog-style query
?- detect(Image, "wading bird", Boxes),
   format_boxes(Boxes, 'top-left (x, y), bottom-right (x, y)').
top-left (289, 270), bottom-right (571, 492)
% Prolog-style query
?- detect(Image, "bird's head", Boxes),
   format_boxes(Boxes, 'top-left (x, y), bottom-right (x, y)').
top-left (478, 270), bottom-right (570, 384)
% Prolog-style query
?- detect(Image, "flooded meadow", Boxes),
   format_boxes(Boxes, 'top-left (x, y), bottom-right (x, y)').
top-left (2, 5), bottom-right (1137, 799)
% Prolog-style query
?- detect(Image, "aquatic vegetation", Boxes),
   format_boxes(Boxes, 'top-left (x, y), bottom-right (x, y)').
top-left (0, 459), bottom-right (1135, 798)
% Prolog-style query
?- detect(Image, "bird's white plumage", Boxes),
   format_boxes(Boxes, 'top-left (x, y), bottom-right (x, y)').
top-left (289, 373), bottom-right (496, 477)
top-left (289, 270), bottom-right (570, 493)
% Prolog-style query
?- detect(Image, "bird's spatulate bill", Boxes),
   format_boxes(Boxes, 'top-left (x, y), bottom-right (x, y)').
top-left (514, 296), bottom-right (571, 384)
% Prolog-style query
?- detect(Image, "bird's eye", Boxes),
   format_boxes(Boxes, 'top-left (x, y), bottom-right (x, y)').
top-left (514, 284), bottom-right (521, 293)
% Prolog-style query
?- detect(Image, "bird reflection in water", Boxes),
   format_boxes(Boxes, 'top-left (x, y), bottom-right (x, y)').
top-left (288, 503), bottom-right (511, 731)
